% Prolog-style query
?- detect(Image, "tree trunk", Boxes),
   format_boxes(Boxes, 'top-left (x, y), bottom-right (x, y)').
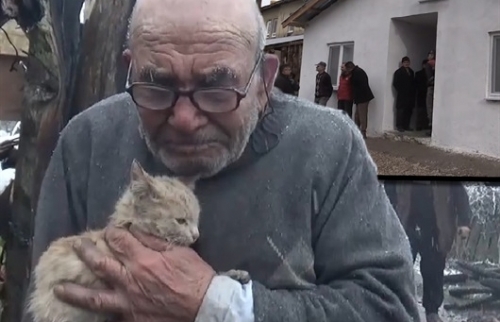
top-left (72, 0), bottom-right (136, 114)
top-left (1, 0), bottom-right (83, 320)
top-left (1, 0), bottom-right (135, 320)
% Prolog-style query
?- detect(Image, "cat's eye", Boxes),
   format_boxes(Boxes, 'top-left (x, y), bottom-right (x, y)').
top-left (176, 218), bottom-right (187, 225)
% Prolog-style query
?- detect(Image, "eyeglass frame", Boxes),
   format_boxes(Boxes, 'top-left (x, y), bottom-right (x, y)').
top-left (124, 51), bottom-right (264, 113)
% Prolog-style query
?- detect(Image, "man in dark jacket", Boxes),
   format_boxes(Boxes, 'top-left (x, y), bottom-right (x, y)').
top-left (393, 56), bottom-right (416, 132)
top-left (425, 51), bottom-right (436, 134)
top-left (384, 180), bottom-right (472, 322)
top-left (345, 61), bottom-right (374, 139)
top-left (415, 59), bottom-right (429, 131)
top-left (274, 64), bottom-right (299, 95)
top-left (314, 61), bottom-right (333, 106)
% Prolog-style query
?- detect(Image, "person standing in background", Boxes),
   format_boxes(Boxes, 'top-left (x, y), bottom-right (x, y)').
top-left (383, 180), bottom-right (472, 322)
top-left (393, 56), bottom-right (416, 132)
top-left (274, 64), bottom-right (300, 96)
top-left (425, 51), bottom-right (436, 135)
top-left (337, 63), bottom-right (354, 118)
top-left (345, 61), bottom-right (374, 139)
top-left (314, 61), bottom-right (333, 106)
top-left (415, 59), bottom-right (430, 131)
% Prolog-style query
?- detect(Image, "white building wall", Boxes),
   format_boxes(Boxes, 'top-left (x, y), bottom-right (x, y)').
top-left (299, 0), bottom-right (500, 158)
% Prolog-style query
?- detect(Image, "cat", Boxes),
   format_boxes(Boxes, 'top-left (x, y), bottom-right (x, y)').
top-left (27, 160), bottom-right (250, 322)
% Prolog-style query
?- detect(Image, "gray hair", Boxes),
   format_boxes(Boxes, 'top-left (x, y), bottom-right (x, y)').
top-left (253, 2), bottom-right (267, 53)
top-left (126, 0), bottom-right (267, 55)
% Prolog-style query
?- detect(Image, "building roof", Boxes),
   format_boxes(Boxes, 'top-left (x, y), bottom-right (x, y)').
top-left (282, 0), bottom-right (337, 27)
top-left (266, 34), bottom-right (304, 47)
top-left (261, 0), bottom-right (303, 13)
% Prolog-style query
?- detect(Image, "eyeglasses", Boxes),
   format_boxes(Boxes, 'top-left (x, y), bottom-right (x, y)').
top-left (125, 53), bottom-right (263, 113)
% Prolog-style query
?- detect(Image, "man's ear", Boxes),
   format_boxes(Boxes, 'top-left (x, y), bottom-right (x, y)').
top-left (262, 53), bottom-right (280, 91)
top-left (123, 49), bottom-right (132, 67)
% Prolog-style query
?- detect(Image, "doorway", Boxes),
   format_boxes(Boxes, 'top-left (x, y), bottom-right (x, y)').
top-left (388, 12), bottom-right (438, 139)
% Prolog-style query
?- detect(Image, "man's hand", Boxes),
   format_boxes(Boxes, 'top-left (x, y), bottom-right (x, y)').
top-left (457, 226), bottom-right (471, 239)
top-left (53, 227), bottom-right (216, 322)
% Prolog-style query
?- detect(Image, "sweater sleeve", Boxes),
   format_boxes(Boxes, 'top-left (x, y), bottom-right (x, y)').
top-left (21, 120), bottom-right (90, 322)
top-left (251, 127), bottom-right (420, 322)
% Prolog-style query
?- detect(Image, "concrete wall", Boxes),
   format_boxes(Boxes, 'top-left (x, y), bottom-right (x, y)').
top-left (0, 55), bottom-right (25, 121)
top-left (300, 0), bottom-right (500, 158)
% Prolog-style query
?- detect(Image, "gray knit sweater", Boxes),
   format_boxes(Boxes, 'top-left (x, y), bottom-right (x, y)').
top-left (22, 92), bottom-right (420, 322)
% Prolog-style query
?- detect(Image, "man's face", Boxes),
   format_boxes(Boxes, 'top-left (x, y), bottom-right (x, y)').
top-left (402, 60), bottom-right (410, 68)
top-left (428, 52), bottom-right (435, 60)
top-left (316, 65), bottom-right (324, 73)
top-left (340, 64), bottom-right (346, 73)
top-left (126, 1), bottom-right (278, 178)
top-left (282, 67), bottom-right (291, 76)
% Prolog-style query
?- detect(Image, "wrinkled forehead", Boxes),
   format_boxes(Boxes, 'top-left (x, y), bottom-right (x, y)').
top-left (128, 0), bottom-right (259, 86)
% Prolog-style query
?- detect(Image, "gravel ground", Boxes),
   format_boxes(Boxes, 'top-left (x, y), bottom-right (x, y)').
top-left (366, 138), bottom-right (500, 177)
top-left (369, 150), bottom-right (448, 176)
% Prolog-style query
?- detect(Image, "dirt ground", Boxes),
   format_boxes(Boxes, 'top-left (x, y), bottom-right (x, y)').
top-left (366, 137), bottom-right (500, 177)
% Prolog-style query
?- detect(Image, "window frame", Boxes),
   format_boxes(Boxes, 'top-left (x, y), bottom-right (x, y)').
top-left (487, 31), bottom-right (500, 100)
top-left (327, 42), bottom-right (355, 90)
top-left (266, 20), bottom-right (272, 38)
top-left (270, 18), bottom-right (278, 38)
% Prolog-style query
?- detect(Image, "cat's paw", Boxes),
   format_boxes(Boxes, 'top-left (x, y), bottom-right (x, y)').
top-left (220, 269), bottom-right (251, 284)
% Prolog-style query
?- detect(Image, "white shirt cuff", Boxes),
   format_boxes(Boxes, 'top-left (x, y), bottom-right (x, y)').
top-left (194, 275), bottom-right (255, 322)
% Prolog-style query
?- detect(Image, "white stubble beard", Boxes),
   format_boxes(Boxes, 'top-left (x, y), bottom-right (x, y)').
top-left (138, 105), bottom-right (260, 178)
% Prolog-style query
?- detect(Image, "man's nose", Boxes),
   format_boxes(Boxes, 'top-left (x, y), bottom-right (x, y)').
top-left (168, 97), bottom-right (207, 133)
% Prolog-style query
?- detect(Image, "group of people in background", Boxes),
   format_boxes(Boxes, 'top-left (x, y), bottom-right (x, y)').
top-left (311, 61), bottom-right (374, 139)
top-left (273, 50), bottom-right (437, 139)
top-left (393, 50), bottom-right (436, 135)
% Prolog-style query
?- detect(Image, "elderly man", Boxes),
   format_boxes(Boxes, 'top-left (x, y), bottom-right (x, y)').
top-left (21, 0), bottom-right (420, 321)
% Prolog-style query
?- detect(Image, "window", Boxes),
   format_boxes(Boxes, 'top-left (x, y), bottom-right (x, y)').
top-left (489, 32), bottom-right (500, 99)
top-left (270, 18), bottom-right (278, 38)
top-left (266, 19), bottom-right (278, 38)
top-left (287, 25), bottom-right (294, 35)
top-left (327, 42), bottom-right (354, 88)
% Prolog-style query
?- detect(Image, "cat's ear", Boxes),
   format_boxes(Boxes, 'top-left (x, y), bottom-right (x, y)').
top-left (130, 159), bottom-right (147, 182)
top-left (130, 159), bottom-right (155, 197)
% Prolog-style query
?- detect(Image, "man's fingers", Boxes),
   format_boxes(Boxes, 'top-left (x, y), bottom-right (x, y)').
top-left (73, 238), bottom-right (129, 286)
top-left (104, 227), bottom-right (158, 261)
top-left (54, 282), bottom-right (129, 314)
top-left (129, 224), bottom-right (169, 252)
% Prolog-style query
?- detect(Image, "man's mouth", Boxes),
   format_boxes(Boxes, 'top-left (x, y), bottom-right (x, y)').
top-left (164, 142), bottom-right (218, 154)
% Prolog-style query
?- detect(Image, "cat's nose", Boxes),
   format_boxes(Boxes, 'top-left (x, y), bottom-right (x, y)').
top-left (191, 228), bottom-right (200, 241)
